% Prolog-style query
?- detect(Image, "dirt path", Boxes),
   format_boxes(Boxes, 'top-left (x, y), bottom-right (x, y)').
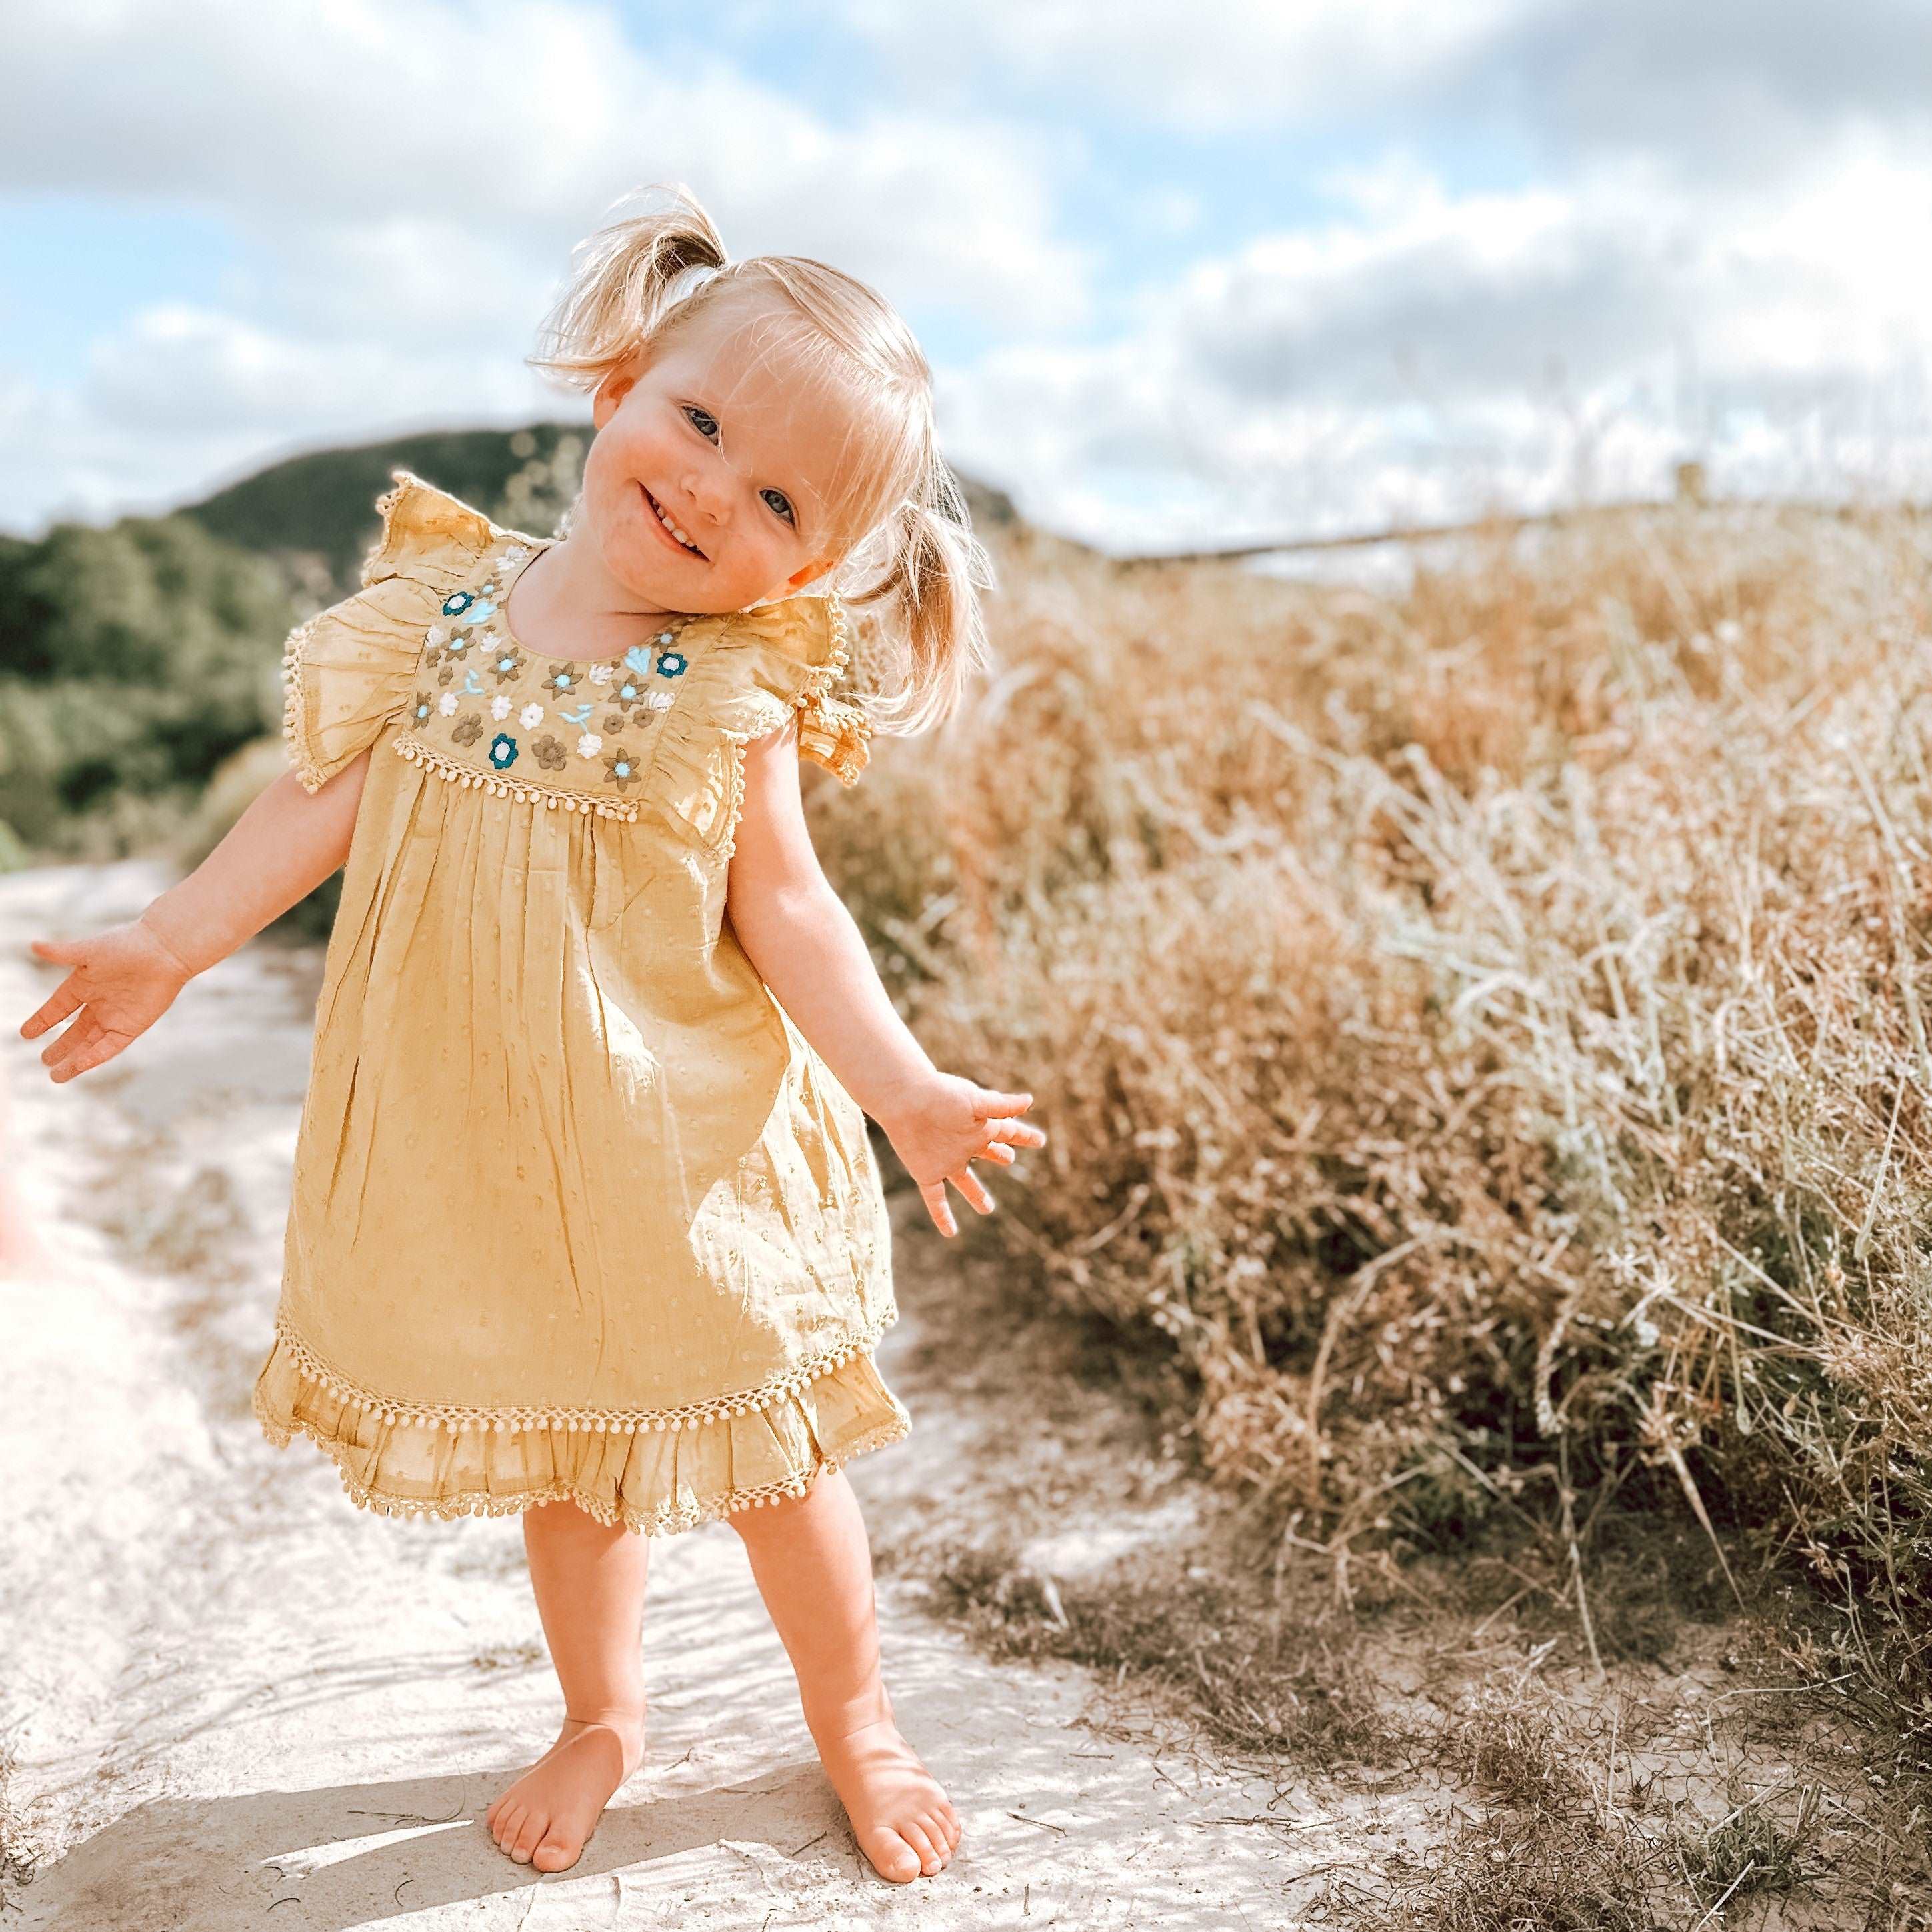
top-left (1, 859), bottom-right (1327, 1931)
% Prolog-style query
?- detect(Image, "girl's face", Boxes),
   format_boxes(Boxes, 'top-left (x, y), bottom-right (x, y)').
top-left (583, 307), bottom-right (851, 614)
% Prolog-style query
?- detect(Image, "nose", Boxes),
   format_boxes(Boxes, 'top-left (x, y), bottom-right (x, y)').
top-left (677, 456), bottom-right (731, 533)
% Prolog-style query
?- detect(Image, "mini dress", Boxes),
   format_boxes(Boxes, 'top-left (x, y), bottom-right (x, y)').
top-left (252, 470), bottom-right (911, 1533)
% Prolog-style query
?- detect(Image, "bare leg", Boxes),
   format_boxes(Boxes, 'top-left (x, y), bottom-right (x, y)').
top-left (728, 1467), bottom-right (961, 1883)
top-left (484, 1500), bottom-right (649, 1872)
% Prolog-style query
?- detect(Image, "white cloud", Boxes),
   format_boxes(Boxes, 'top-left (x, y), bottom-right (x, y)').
top-left (0, 0), bottom-right (1095, 528)
top-left (941, 127), bottom-right (1932, 551)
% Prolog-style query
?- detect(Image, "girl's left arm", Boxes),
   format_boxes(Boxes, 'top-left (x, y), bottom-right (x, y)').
top-left (727, 721), bottom-right (1045, 1237)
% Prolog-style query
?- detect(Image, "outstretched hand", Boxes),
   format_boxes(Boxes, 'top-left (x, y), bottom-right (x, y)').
top-left (873, 1072), bottom-right (1047, 1238)
top-left (17, 919), bottom-right (195, 1083)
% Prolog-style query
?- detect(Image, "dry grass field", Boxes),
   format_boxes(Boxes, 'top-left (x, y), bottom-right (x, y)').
top-left (820, 499), bottom-right (1932, 1733)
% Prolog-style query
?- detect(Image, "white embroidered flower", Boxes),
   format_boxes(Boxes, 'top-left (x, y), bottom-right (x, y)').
top-left (490, 693), bottom-right (513, 720)
top-left (587, 661), bottom-right (614, 684)
top-left (437, 691), bottom-right (459, 716)
top-left (426, 624), bottom-right (448, 647)
top-left (519, 702), bottom-right (545, 729)
top-left (500, 544), bottom-right (531, 568)
top-left (577, 732), bottom-right (603, 759)
top-left (646, 689), bottom-right (674, 712)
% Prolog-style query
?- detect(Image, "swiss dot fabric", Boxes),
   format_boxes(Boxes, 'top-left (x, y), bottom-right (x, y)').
top-left (253, 473), bottom-right (908, 1535)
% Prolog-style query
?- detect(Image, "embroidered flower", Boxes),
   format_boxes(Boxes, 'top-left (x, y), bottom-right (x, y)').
top-left (409, 689), bottom-right (436, 727)
top-left (489, 693), bottom-right (513, 721)
top-left (441, 590), bottom-right (475, 617)
top-left (602, 747), bottom-right (641, 790)
top-left (426, 624), bottom-right (449, 647)
top-left (576, 731), bottom-right (603, 760)
top-left (487, 732), bottom-right (519, 770)
top-left (645, 689), bottom-right (674, 712)
top-left (587, 661), bottom-right (615, 684)
top-left (437, 691), bottom-right (459, 716)
top-left (451, 711), bottom-right (484, 747)
top-left (500, 544), bottom-right (531, 569)
top-left (450, 594), bottom-right (496, 632)
top-left (655, 650), bottom-right (689, 678)
top-left (433, 655), bottom-right (458, 687)
top-left (487, 645), bottom-right (525, 685)
top-left (540, 665), bottom-right (583, 699)
top-left (607, 671), bottom-right (651, 711)
top-left (531, 731), bottom-right (569, 771)
top-left (519, 701), bottom-right (545, 729)
top-left (602, 710), bottom-right (627, 735)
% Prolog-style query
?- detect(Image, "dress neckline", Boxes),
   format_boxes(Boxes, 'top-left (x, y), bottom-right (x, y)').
top-left (492, 536), bottom-right (822, 666)
top-left (495, 539), bottom-right (637, 665)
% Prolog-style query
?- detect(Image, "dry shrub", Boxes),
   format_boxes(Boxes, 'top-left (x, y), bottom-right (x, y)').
top-left (815, 504), bottom-right (1932, 1711)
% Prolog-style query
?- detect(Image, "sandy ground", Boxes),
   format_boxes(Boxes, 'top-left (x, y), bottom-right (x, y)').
top-left (0, 858), bottom-right (1331, 1932)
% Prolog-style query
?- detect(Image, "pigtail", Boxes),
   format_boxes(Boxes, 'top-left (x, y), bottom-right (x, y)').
top-left (840, 456), bottom-right (998, 736)
top-left (526, 183), bottom-right (729, 393)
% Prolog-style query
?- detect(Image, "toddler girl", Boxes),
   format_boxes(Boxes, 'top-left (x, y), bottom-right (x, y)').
top-left (16, 183), bottom-right (1044, 1885)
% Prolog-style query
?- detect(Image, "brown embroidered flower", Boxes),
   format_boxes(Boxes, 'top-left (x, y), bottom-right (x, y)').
top-left (485, 643), bottom-right (525, 685)
top-left (451, 711), bottom-right (484, 747)
top-left (540, 664), bottom-right (588, 701)
top-left (407, 689), bottom-right (437, 731)
top-left (433, 653), bottom-right (458, 686)
top-left (602, 745), bottom-right (641, 791)
top-left (531, 731), bottom-right (569, 771)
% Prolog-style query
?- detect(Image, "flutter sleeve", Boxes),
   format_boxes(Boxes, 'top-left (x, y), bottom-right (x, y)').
top-left (738, 593), bottom-right (873, 787)
top-left (280, 471), bottom-right (497, 793)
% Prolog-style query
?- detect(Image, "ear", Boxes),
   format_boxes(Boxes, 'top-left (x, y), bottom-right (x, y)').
top-left (592, 359), bottom-right (639, 429)
top-left (783, 552), bottom-right (838, 593)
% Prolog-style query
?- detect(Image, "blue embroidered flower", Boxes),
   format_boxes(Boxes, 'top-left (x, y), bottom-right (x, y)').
top-left (451, 596), bottom-right (495, 631)
top-left (541, 666), bottom-right (580, 699)
top-left (487, 732), bottom-right (519, 770)
top-left (441, 589), bottom-right (474, 617)
top-left (656, 650), bottom-right (689, 679)
top-left (623, 643), bottom-right (655, 678)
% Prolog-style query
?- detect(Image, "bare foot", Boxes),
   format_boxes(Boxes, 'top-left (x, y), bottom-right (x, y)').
top-left (811, 1715), bottom-right (962, 1883)
top-left (485, 1713), bottom-right (644, 1871)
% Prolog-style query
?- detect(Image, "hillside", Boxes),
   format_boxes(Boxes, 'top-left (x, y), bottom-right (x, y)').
top-left (181, 423), bottom-right (1034, 597)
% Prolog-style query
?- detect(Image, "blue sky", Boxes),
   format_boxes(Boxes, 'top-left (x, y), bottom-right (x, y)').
top-left (3, 0), bottom-right (1928, 549)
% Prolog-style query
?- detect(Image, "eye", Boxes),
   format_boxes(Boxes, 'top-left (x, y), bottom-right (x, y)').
top-left (761, 487), bottom-right (796, 527)
top-left (683, 404), bottom-right (719, 440)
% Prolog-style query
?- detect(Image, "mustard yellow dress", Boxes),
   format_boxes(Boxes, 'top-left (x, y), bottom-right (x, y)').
top-left (252, 471), bottom-right (911, 1534)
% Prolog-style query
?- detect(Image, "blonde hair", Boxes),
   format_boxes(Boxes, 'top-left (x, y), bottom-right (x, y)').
top-left (527, 183), bottom-right (995, 735)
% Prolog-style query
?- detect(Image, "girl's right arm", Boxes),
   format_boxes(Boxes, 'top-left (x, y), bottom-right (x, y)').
top-left (17, 753), bottom-right (371, 1083)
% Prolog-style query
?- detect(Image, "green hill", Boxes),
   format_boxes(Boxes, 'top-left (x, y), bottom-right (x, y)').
top-left (181, 421), bottom-right (1029, 597)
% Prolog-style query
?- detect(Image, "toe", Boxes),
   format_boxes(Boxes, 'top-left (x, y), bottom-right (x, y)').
top-left (901, 1821), bottom-right (944, 1873)
top-left (919, 1810), bottom-right (957, 1860)
top-left (511, 1812), bottom-right (548, 1863)
top-left (531, 1829), bottom-right (581, 1873)
top-left (863, 1826), bottom-right (922, 1884)
top-left (491, 1802), bottom-right (524, 1851)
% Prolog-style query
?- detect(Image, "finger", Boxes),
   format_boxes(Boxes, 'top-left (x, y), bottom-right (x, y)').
top-left (920, 1179), bottom-right (958, 1239)
top-left (976, 1141), bottom-right (1016, 1167)
top-left (28, 935), bottom-right (85, 965)
top-left (985, 1117), bottom-right (1047, 1149)
top-left (42, 1009), bottom-right (100, 1077)
top-left (971, 1089), bottom-right (1033, 1119)
top-left (52, 1025), bottom-right (131, 1083)
top-left (953, 1165), bottom-right (997, 1216)
top-left (19, 980), bottom-right (84, 1041)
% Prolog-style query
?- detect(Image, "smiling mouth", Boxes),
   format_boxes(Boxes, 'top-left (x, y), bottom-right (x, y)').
top-left (642, 485), bottom-right (707, 560)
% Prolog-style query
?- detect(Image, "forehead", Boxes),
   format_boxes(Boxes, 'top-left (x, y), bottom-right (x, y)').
top-left (657, 305), bottom-right (859, 451)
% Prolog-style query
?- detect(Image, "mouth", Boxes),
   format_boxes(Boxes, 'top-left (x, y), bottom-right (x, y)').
top-left (641, 485), bottom-right (707, 561)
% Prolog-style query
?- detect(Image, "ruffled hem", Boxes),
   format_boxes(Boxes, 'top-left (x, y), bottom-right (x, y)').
top-left (253, 1316), bottom-right (911, 1537)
